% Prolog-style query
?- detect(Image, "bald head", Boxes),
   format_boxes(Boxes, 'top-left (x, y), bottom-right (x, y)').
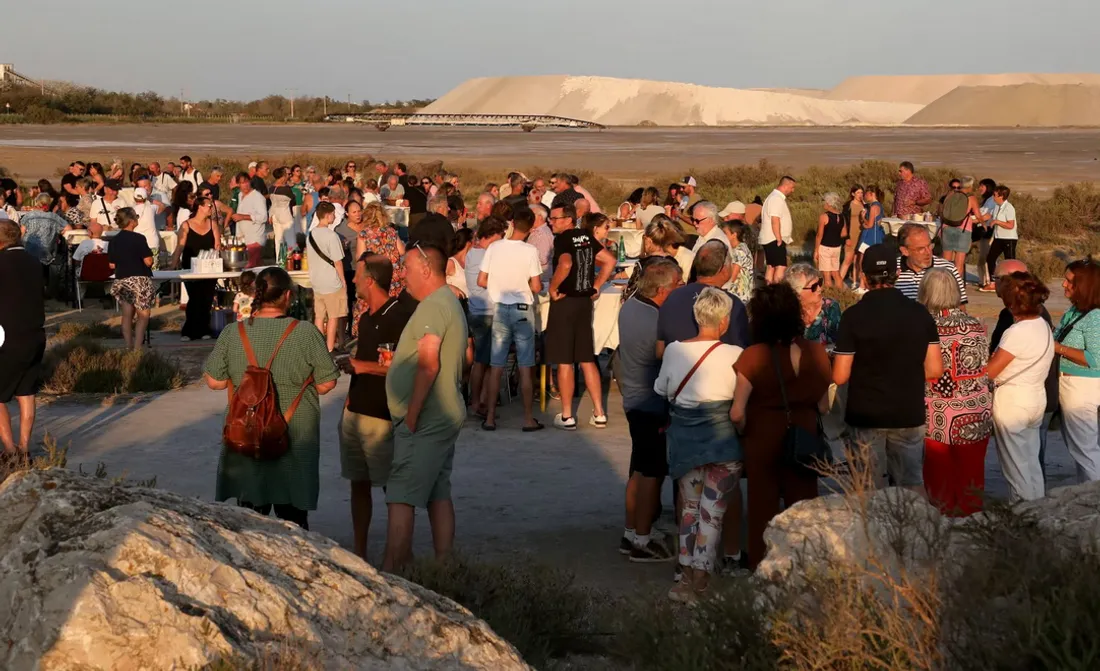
top-left (994, 259), bottom-right (1028, 278)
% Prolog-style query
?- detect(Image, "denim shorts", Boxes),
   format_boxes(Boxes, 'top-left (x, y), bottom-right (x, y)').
top-left (468, 314), bottom-right (493, 365)
top-left (490, 303), bottom-right (536, 368)
top-left (941, 225), bottom-right (972, 253)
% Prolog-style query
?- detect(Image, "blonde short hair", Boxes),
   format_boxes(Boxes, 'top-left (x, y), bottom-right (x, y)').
top-left (918, 267), bottom-right (962, 312)
top-left (693, 286), bottom-right (732, 329)
top-left (823, 191), bottom-right (843, 210)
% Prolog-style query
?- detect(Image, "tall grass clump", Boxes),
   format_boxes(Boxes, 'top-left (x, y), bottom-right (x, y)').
top-left (42, 337), bottom-right (184, 394)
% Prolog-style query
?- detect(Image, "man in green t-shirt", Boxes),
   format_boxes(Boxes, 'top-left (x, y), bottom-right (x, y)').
top-left (383, 243), bottom-right (470, 571)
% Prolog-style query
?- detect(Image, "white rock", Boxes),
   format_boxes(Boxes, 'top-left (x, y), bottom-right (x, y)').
top-left (0, 469), bottom-right (530, 671)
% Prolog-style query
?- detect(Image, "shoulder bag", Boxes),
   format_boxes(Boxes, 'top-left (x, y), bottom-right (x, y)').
top-left (772, 345), bottom-right (832, 475)
top-left (308, 231), bottom-right (335, 268)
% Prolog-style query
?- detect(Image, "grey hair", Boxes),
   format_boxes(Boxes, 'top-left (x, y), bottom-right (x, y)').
top-left (692, 200), bottom-right (718, 222)
top-left (34, 192), bottom-right (53, 208)
top-left (899, 222), bottom-right (930, 248)
top-left (427, 195), bottom-right (449, 214)
top-left (918, 267), bottom-right (962, 312)
top-left (635, 258), bottom-right (682, 299)
top-left (529, 203), bottom-right (548, 221)
top-left (823, 191), bottom-right (843, 210)
top-left (693, 286), bottom-right (733, 330)
top-left (693, 239), bottom-right (730, 278)
top-left (786, 263), bottom-right (823, 292)
top-left (209, 165), bottom-right (223, 175)
top-left (328, 186), bottom-right (346, 202)
top-left (477, 192), bottom-right (496, 206)
top-left (960, 176), bottom-right (976, 189)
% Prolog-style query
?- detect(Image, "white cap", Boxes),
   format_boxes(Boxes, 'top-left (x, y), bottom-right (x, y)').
top-left (134, 187), bottom-right (149, 201)
top-left (247, 161), bottom-right (258, 170)
top-left (719, 201), bottom-right (746, 217)
top-left (680, 176), bottom-right (697, 188)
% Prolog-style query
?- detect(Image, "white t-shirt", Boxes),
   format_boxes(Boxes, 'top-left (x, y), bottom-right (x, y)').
top-left (653, 340), bottom-right (743, 409)
top-left (89, 197), bottom-right (121, 229)
top-left (177, 207), bottom-right (193, 228)
top-left (541, 190), bottom-right (555, 208)
top-left (759, 189), bottom-right (793, 245)
top-left (306, 225), bottom-right (345, 295)
top-left (133, 202), bottom-right (159, 250)
top-left (236, 190), bottom-right (269, 247)
top-left (995, 318), bottom-right (1054, 391)
top-left (991, 200), bottom-right (1018, 241)
top-left (637, 204), bottom-right (665, 226)
top-left (152, 173), bottom-right (177, 196)
top-left (479, 239), bottom-right (541, 305)
top-left (180, 169), bottom-right (203, 190)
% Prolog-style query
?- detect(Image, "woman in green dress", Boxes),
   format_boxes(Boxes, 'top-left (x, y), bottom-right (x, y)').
top-left (203, 267), bottom-right (339, 528)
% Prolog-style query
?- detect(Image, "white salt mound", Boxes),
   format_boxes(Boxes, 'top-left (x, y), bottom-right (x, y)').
top-left (828, 73), bottom-right (1100, 105)
top-left (905, 84), bottom-right (1100, 127)
top-left (423, 75), bottom-right (921, 126)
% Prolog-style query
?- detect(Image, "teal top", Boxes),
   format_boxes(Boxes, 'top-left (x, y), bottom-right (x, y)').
top-left (1057, 306), bottom-right (1100, 377)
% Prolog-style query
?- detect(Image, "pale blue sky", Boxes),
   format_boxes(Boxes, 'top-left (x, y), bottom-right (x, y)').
top-left (6, 0), bottom-right (1098, 101)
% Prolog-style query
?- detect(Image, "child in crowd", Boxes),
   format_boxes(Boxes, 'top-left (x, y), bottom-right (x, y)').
top-left (233, 270), bottom-right (256, 322)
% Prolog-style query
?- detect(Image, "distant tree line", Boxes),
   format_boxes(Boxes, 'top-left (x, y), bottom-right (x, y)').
top-left (0, 82), bottom-right (434, 122)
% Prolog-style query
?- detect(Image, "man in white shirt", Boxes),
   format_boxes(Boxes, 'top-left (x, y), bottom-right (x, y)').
top-left (72, 222), bottom-right (109, 299)
top-left (149, 162), bottom-right (176, 197)
top-left (229, 173), bottom-right (268, 267)
top-left (689, 201), bottom-right (737, 291)
top-left (88, 180), bottom-right (123, 229)
top-left (178, 155), bottom-right (202, 190)
top-left (306, 202), bottom-right (346, 352)
top-left (132, 187), bottom-right (167, 268)
top-left (759, 175), bottom-right (797, 284)
top-left (477, 210), bottom-right (543, 431)
top-left (980, 185), bottom-right (1019, 293)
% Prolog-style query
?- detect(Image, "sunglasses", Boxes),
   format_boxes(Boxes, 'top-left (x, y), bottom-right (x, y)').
top-left (691, 217), bottom-right (707, 224)
top-left (412, 241), bottom-right (428, 260)
top-left (804, 281), bottom-right (822, 292)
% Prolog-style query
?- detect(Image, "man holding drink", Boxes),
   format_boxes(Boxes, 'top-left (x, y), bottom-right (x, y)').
top-left (338, 254), bottom-right (415, 560)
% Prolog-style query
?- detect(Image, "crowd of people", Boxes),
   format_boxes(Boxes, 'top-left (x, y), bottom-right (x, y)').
top-left (2, 155), bottom-right (1097, 603)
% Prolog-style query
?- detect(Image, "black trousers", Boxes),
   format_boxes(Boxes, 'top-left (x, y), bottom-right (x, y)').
top-left (986, 238), bottom-right (1017, 281)
top-left (239, 500), bottom-right (309, 530)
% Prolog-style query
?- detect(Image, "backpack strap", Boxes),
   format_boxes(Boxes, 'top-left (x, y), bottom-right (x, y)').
top-left (284, 374), bottom-right (315, 423)
top-left (237, 321), bottom-right (259, 367)
top-left (265, 320), bottom-right (301, 368)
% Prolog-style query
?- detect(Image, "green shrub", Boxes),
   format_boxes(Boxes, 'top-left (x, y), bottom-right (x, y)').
top-left (53, 321), bottom-right (118, 341)
top-left (42, 337), bottom-right (184, 394)
top-left (21, 105), bottom-right (66, 124)
top-left (399, 556), bottom-right (603, 668)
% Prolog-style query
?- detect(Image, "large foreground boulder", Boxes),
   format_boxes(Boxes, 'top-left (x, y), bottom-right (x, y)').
top-left (0, 469), bottom-right (530, 670)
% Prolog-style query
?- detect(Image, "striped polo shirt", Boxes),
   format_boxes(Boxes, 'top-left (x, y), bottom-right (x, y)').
top-left (895, 256), bottom-right (968, 305)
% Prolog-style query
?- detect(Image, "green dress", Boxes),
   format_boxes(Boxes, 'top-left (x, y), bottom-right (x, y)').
top-left (203, 317), bottom-right (339, 510)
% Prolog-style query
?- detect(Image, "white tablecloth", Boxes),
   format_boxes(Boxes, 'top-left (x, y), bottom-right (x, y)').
top-left (609, 228), bottom-right (645, 258)
top-left (64, 229), bottom-right (178, 255)
top-left (537, 285), bottom-right (623, 354)
top-left (153, 268), bottom-right (309, 283)
top-left (880, 217), bottom-right (939, 238)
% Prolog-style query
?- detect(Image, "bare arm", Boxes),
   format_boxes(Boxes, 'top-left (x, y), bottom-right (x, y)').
top-left (549, 254), bottom-right (572, 300)
top-left (212, 223), bottom-right (222, 250)
top-left (593, 247), bottom-right (616, 294)
top-left (924, 343), bottom-right (944, 380)
top-left (814, 213), bottom-right (827, 257)
top-left (985, 347), bottom-right (1016, 380)
top-left (729, 372), bottom-right (753, 431)
top-left (404, 334), bottom-right (442, 433)
top-left (832, 353), bottom-right (853, 386)
top-left (170, 223), bottom-right (189, 268)
top-left (529, 274), bottom-right (542, 295)
top-left (349, 357), bottom-right (390, 376)
top-left (315, 379), bottom-right (337, 395)
top-left (655, 340), bottom-right (666, 360)
top-left (477, 270), bottom-right (489, 289)
top-left (203, 374), bottom-right (229, 391)
top-left (1055, 342), bottom-right (1089, 368)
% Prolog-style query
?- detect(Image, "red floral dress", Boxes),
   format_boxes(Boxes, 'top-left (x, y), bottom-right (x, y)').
top-left (925, 308), bottom-right (993, 445)
top-left (351, 226), bottom-right (406, 336)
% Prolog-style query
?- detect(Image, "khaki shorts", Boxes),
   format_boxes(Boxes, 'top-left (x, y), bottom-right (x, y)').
top-left (338, 410), bottom-right (394, 484)
top-left (386, 421), bottom-right (459, 508)
top-left (818, 245), bottom-right (841, 272)
top-left (314, 290), bottom-right (348, 322)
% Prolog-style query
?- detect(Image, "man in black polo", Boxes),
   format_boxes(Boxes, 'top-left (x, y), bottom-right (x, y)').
top-left (547, 203), bottom-right (615, 430)
top-left (832, 244), bottom-right (943, 493)
top-left (340, 254), bottom-right (416, 560)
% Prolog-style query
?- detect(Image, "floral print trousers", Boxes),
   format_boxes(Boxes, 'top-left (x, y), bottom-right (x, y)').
top-left (677, 460), bottom-right (743, 573)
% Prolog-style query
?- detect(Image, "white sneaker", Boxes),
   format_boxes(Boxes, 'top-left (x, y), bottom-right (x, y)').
top-left (590, 414), bottom-right (608, 429)
top-left (553, 414), bottom-right (577, 431)
top-left (180, 336), bottom-right (191, 342)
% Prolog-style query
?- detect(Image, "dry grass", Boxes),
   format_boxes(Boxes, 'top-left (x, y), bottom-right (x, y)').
top-left (42, 336), bottom-right (185, 395)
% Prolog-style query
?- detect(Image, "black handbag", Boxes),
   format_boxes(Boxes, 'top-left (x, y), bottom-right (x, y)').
top-left (772, 345), bottom-right (832, 474)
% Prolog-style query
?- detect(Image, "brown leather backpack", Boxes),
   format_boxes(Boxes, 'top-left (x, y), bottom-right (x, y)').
top-left (223, 320), bottom-right (314, 460)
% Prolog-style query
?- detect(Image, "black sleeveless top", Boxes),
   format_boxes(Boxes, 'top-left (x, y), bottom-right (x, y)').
top-left (821, 211), bottom-right (843, 247)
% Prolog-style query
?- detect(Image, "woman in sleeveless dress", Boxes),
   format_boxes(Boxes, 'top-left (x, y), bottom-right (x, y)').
top-left (447, 228), bottom-right (474, 298)
top-left (171, 196), bottom-right (221, 341)
top-left (269, 167), bottom-right (297, 251)
top-left (814, 192), bottom-right (845, 288)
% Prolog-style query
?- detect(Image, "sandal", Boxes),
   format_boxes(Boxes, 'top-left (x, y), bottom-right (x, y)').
top-left (480, 420), bottom-right (496, 432)
top-left (522, 420), bottom-right (545, 433)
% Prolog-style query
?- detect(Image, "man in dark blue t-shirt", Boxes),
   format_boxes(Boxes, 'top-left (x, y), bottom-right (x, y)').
top-left (656, 240), bottom-right (749, 357)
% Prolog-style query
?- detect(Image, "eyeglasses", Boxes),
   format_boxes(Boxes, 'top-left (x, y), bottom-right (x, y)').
top-left (549, 215), bottom-right (571, 221)
top-left (804, 281), bottom-right (822, 292)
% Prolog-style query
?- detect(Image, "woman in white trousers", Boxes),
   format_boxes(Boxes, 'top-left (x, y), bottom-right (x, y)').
top-left (986, 273), bottom-right (1055, 501)
top-left (1054, 260), bottom-right (1100, 482)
